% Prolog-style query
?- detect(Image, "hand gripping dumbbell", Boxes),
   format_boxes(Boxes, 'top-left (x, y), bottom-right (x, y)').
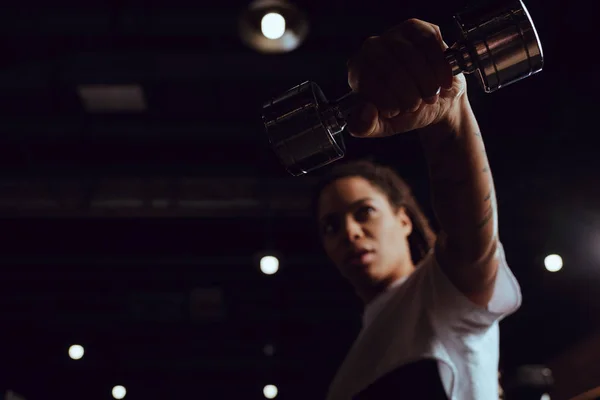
top-left (262, 0), bottom-right (544, 176)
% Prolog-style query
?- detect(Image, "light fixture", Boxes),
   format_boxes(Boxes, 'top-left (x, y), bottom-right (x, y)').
top-left (239, 0), bottom-right (309, 54)
top-left (544, 254), bottom-right (563, 272)
top-left (263, 384), bottom-right (278, 399)
top-left (112, 385), bottom-right (127, 400)
top-left (261, 13), bottom-right (286, 40)
top-left (260, 255), bottom-right (279, 275)
top-left (68, 344), bottom-right (85, 360)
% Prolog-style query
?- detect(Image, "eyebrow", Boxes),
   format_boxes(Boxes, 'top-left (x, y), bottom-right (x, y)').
top-left (319, 197), bottom-right (374, 223)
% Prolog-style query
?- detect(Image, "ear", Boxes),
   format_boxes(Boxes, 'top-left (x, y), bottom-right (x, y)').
top-left (395, 207), bottom-right (413, 237)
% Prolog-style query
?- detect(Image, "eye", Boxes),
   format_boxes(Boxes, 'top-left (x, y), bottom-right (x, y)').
top-left (355, 206), bottom-right (376, 221)
top-left (321, 219), bottom-right (339, 236)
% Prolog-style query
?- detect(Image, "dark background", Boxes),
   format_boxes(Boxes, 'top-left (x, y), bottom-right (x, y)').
top-left (0, 0), bottom-right (598, 399)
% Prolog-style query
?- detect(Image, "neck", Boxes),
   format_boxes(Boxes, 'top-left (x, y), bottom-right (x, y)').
top-left (357, 259), bottom-right (416, 305)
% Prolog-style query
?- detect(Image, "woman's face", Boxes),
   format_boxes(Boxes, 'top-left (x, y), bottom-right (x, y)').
top-left (317, 176), bottom-right (413, 288)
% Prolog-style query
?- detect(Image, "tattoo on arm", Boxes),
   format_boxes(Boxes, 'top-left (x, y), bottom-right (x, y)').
top-left (477, 187), bottom-right (495, 228)
top-left (484, 190), bottom-right (492, 202)
top-left (477, 204), bottom-right (494, 229)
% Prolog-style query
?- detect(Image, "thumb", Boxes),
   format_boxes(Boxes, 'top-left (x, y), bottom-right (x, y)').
top-left (347, 102), bottom-right (383, 138)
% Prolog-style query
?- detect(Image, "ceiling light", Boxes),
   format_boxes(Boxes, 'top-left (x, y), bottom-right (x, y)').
top-left (111, 385), bottom-right (126, 400)
top-left (239, 0), bottom-right (309, 54)
top-left (261, 12), bottom-right (286, 40)
top-left (544, 254), bottom-right (563, 272)
top-left (260, 255), bottom-right (279, 275)
top-left (68, 344), bottom-right (84, 360)
top-left (263, 384), bottom-right (278, 399)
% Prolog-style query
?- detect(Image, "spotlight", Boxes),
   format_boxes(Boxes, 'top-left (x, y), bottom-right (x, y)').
top-left (239, 0), bottom-right (309, 54)
top-left (261, 13), bottom-right (286, 40)
top-left (111, 385), bottom-right (126, 400)
top-left (544, 254), bottom-right (563, 272)
top-left (68, 344), bottom-right (84, 360)
top-left (260, 255), bottom-right (279, 275)
top-left (263, 384), bottom-right (278, 399)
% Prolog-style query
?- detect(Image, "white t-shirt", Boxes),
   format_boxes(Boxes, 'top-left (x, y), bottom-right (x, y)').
top-left (326, 242), bottom-right (521, 400)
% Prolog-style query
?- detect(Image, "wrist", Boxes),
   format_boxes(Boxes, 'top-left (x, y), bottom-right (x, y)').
top-left (419, 96), bottom-right (480, 157)
top-left (437, 95), bottom-right (473, 133)
top-left (421, 96), bottom-right (476, 139)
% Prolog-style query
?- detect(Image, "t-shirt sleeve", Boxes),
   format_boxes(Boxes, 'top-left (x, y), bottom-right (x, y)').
top-left (426, 241), bottom-right (522, 330)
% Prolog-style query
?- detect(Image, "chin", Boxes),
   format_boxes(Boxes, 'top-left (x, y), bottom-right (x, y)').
top-left (356, 262), bottom-right (386, 282)
top-left (367, 262), bottom-right (402, 281)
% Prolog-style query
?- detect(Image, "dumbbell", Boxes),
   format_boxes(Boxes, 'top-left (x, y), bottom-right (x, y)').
top-left (262, 0), bottom-right (544, 176)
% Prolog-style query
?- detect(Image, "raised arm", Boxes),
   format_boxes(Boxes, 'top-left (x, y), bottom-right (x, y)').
top-left (420, 96), bottom-right (499, 307)
top-left (345, 19), bottom-right (500, 306)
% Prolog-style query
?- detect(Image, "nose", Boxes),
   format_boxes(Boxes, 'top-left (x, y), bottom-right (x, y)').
top-left (343, 218), bottom-right (364, 243)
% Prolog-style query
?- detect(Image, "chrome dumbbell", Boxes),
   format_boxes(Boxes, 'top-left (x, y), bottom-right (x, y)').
top-left (262, 0), bottom-right (544, 176)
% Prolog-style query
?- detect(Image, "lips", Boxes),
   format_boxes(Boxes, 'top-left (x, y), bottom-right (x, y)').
top-left (345, 248), bottom-right (375, 266)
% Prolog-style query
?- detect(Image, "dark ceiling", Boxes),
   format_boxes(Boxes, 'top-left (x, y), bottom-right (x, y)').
top-left (0, 0), bottom-right (598, 399)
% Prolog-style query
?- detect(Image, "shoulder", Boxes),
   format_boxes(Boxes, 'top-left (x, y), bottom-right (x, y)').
top-left (419, 241), bottom-right (522, 329)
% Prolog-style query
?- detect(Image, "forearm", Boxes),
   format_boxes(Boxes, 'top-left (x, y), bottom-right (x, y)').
top-left (420, 96), bottom-right (498, 262)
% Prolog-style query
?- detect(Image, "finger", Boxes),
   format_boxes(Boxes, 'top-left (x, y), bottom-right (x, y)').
top-left (362, 73), bottom-right (400, 119)
top-left (381, 33), bottom-right (439, 105)
top-left (364, 39), bottom-right (422, 113)
top-left (387, 62), bottom-right (422, 113)
top-left (349, 38), bottom-right (421, 115)
top-left (347, 37), bottom-right (401, 118)
top-left (401, 20), bottom-right (453, 91)
top-left (347, 102), bottom-right (376, 137)
top-left (347, 102), bottom-right (391, 138)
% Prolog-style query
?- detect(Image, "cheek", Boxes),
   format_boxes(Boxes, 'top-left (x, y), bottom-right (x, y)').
top-left (322, 240), bottom-right (340, 263)
top-left (323, 239), bottom-right (351, 275)
top-left (376, 220), bottom-right (406, 254)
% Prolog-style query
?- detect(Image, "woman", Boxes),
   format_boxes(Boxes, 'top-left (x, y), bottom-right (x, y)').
top-left (313, 18), bottom-right (522, 400)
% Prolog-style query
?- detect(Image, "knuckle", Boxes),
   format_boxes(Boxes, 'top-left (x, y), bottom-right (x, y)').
top-left (359, 36), bottom-right (384, 59)
top-left (405, 97), bottom-right (422, 111)
top-left (347, 69), bottom-right (359, 90)
top-left (425, 84), bottom-right (440, 96)
top-left (363, 36), bottom-right (380, 49)
top-left (346, 56), bottom-right (362, 89)
top-left (404, 18), bottom-right (423, 26)
top-left (346, 54), bottom-right (357, 69)
top-left (348, 36), bottom-right (381, 69)
top-left (380, 95), bottom-right (398, 110)
top-left (431, 25), bottom-right (444, 42)
top-left (421, 27), bottom-right (438, 42)
top-left (399, 19), bottom-right (442, 45)
top-left (390, 36), bottom-right (412, 51)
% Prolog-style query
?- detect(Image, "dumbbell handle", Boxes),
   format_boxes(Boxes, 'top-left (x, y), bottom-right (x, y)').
top-left (332, 44), bottom-right (473, 120)
top-left (262, 0), bottom-right (543, 176)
